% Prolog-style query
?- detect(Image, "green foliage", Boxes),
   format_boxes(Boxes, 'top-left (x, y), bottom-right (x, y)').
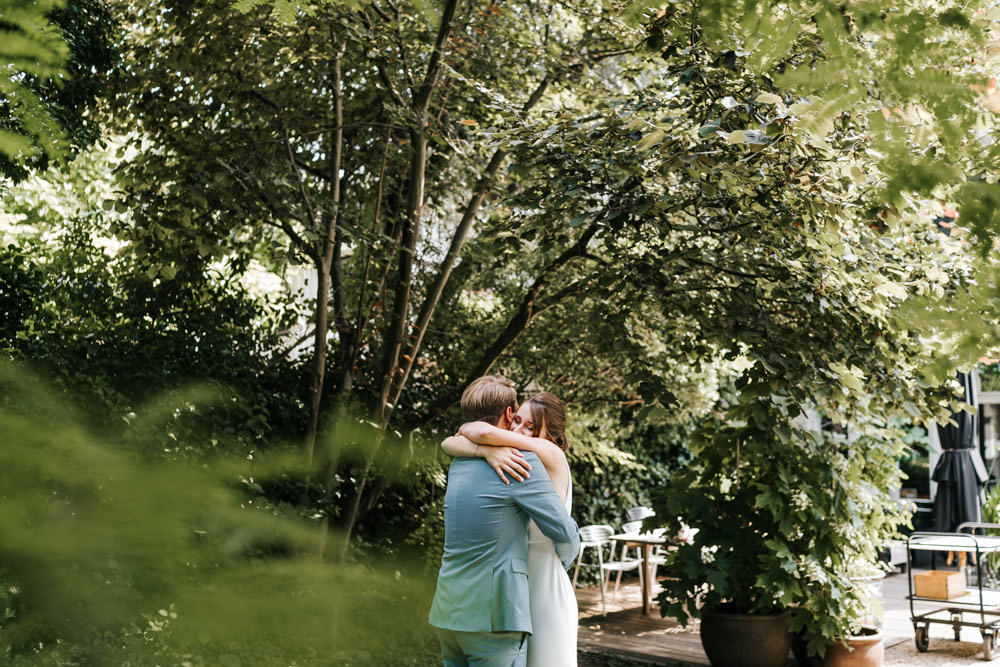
top-left (0, 365), bottom-right (438, 665)
top-left (0, 0), bottom-right (67, 173)
top-left (107, 0), bottom-right (640, 420)
top-left (105, 0), bottom-right (657, 542)
top-left (570, 409), bottom-right (692, 529)
top-left (102, 0), bottom-right (1000, 561)
top-left (1, 142), bottom-right (309, 456)
top-left (496, 1), bottom-right (963, 429)
top-left (981, 363), bottom-right (1000, 392)
top-left (1, 216), bottom-right (305, 454)
top-left (7, 4), bottom-right (1000, 655)
top-left (0, 244), bottom-right (38, 344)
top-left (333, 437), bottom-right (448, 562)
top-left (0, 0), bottom-right (119, 182)
top-left (653, 397), bottom-right (911, 656)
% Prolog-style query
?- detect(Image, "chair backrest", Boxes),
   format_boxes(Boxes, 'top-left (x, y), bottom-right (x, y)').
top-left (627, 506), bottom-right (655, 522)
top-left (622, 520), bottom-right (642, 536)
top-left (579, 524), bottom-right (614, 545)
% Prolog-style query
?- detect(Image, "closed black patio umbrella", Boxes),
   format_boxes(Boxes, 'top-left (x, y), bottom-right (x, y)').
top-left (932, 370), bottom-right (988, 534)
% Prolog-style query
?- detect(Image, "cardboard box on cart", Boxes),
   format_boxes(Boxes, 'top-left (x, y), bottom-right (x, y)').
top-left (914, 570), bottom-right (966, 599)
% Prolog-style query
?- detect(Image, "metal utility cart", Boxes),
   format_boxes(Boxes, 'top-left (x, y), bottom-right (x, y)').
top-left (908, 525), bottom-right (1000, 660)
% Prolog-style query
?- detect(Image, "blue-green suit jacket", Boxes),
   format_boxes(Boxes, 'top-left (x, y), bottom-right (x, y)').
top-left (428, 452), bottom-right (580, 634)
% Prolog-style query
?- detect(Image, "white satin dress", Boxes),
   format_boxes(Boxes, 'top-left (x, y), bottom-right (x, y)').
top-left (526, 471), bottom-right (577, 667)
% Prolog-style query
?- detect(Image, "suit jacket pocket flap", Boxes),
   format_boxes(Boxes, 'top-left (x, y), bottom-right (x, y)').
top-left (511, 557), bottom-right (528, 574)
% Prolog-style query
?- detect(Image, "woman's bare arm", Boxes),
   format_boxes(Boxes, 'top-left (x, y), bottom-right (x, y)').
top-left (441, 434), bottom-right (532, 484)
top-left (441, 434), bottom-right (477, 458)
top-left (458, 422), bottom-right (569, 501)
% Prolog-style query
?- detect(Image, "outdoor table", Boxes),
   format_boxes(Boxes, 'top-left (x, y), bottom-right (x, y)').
top-left (609, 530), bottom-right (670, 614)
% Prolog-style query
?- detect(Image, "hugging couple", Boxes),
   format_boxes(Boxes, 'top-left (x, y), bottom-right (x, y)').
top-left (428, 375), bottom-right (582, 667)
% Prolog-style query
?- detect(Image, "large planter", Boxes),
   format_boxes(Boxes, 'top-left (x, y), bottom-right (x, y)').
top-left (823, 626), bottom-right (884, 667)
top-left (700, 609), bottom-right (791, 667)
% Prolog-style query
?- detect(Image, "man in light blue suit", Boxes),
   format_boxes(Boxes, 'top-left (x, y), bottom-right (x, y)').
top-left (429, 375), bottom-right (581, 667)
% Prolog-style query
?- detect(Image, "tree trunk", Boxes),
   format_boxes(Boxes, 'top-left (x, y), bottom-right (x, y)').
top-left (304, 257), bottom-right (331, 466)
top-left (342, 0), bottom-right (461, 553)
top-left (304, 38), bottom-right (345, 465)
top-left (349, 132), bottom-right (425, 549)
top-left (377, 128), bottom-right (426, 424)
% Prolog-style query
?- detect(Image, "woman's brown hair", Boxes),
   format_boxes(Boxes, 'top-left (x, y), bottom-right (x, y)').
top-left (525, 392), bottom-right (568, 451)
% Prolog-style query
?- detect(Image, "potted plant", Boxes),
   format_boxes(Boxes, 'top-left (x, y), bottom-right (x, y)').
top-left (652, 398), bottom-right (906, 667)
top-left (791, 559), bottom-right (887, 667)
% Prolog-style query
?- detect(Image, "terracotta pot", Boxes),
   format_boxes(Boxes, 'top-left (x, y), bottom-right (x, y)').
top-left (823, 626), bottom-right (884, 667)
top-left (699, 609), bottom-right (791, 667)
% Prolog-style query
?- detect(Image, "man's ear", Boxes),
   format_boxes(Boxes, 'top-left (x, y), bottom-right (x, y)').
top-left (500, 406), bottom-right (514, 428)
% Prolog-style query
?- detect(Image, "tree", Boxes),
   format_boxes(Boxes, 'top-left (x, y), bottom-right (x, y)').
top-left (109, 0), bottom-right (639, 546)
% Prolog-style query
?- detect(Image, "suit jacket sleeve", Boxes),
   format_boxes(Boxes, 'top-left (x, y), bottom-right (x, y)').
top-left (511, 452), bottom-right (581, 569)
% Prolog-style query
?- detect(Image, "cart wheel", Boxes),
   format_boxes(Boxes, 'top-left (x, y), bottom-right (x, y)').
top-left (915, 625), bottom-right (929, 652)
top-left (983, 632), bottom-right (998, 661)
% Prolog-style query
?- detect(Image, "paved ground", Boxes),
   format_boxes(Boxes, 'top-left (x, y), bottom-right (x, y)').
top-left (575, 568), bottom-right (1000, 665)
top-left (882, 569), bottom-right (1000, 665)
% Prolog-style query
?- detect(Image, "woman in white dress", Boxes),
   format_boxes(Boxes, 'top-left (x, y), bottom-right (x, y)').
top-left (442, 392), bottom-right (577, 667)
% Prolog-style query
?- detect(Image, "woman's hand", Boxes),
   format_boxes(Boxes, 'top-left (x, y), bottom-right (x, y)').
top-left (482, 446), bottom-right (532, 484)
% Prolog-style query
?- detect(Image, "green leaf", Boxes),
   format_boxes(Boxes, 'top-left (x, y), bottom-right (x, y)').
top-left (636, 129), bottom-right (666, 151)
top-left (0, 129), bottom-right (36, 160)
top-left (874, 280), bottom-right (907, 300)
top-left (726, 130), bottom-right (747, 145)
top-left (699, 120), bottom-right (721, 137)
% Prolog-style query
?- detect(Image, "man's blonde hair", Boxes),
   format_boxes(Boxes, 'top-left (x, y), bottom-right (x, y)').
top-left (461, 375), bottom-right (517, 425)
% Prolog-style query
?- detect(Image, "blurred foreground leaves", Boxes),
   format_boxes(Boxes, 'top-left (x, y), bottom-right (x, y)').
top-left (0, 364), bottom-right (437, 665)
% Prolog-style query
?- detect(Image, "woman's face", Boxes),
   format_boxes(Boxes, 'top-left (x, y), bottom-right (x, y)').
top-left (511, 402), bottom-right (548, 440)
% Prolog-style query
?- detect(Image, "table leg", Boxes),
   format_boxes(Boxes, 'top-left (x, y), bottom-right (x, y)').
top-left (641, 544), bottom-right (651, 614)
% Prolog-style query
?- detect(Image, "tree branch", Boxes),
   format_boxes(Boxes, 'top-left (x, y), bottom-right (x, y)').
top-left (350, 127), bottom-right (393, 372)
top-left (387, 73), bottom-right (558, 409)
top-left (359, 7), bottom-right (408, 108)
top-left (262, 217), bottom-right (315, 261)
top-left (410, 223), bottom-right (601, 428)
top-left (388, 0), bottom-right (417, 93)
top-left (685, 256), bottom-right (770, 281)
top-left (283, 127), bottom-right (319, 234)
top-left (413, 0), bottom-right (459, 112)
